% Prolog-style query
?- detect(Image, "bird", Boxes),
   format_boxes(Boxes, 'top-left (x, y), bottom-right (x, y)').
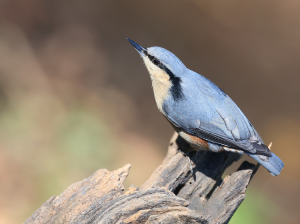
top-left (127, 38), bottom-right (284, 176)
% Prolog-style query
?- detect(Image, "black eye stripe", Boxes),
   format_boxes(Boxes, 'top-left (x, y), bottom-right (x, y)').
top-left (153, 59), bottom-right (160, 65)
top-left (149, 56), bottom-right (160, 65)
top-left (145, 52), bottom-right (161, 66)
top-left (144, 51), bottom-right (183, 100)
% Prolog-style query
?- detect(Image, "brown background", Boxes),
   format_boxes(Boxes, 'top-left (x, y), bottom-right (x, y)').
top-left (0, 1), bottom-right (299, 223)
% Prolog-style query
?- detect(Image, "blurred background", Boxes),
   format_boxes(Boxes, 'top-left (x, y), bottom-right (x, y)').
top-left (0, 0), bottom-right (299, 223)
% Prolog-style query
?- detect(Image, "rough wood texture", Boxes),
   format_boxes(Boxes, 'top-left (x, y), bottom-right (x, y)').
top-left (24, 132), bottom-right (257, 224)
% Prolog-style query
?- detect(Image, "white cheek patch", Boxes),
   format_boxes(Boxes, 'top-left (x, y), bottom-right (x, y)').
top-left (143, 57), bottom-right (172, 113)
top-left (143, 58), bottom-right (161, 78)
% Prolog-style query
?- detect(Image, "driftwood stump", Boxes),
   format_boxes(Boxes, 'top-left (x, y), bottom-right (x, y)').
top-left (24, 132), bottom-right (258, 224)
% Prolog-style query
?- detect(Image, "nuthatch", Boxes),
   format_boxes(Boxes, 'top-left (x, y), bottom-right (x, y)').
top-left (127, 38), bottom-right (284, 176)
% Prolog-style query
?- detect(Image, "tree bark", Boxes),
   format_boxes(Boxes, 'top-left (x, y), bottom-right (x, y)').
top-left (24, 132), bottom-right (258, 224)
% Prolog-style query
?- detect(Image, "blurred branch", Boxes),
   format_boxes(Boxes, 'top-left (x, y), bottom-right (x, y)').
top-left (24, 132), bottom-right (256, 224)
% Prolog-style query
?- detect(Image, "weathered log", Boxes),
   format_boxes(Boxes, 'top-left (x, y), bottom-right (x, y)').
top-left (24, 132), bottom-right (257, 224)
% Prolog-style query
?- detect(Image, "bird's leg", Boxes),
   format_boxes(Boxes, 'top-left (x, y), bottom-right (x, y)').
top-left (177, 149), bottom-right (194, 175)
top-left (184, 151), bottom-right (194, 173)
top-left (175, 135), bottom-right (195, 175)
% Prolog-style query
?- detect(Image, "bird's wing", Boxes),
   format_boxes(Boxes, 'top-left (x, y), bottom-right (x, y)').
top-left (162, 74), bottom-right (270, 156)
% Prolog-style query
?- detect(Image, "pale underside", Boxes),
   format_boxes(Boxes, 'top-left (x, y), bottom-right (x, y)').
top-left (143, 57), bottom-right (171, 113)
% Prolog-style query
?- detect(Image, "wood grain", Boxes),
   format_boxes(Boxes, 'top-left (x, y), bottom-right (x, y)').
top-left (24, 132), bottom-right (257, 224)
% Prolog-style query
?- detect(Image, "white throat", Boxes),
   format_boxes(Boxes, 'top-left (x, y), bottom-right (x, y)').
top-left (143, 57), bottom-right (172, 113)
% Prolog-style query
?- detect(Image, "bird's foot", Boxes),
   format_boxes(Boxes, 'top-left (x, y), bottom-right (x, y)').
top-left (178, 149), bottom-right (194, 175)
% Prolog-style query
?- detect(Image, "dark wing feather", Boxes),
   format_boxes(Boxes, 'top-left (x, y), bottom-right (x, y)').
top-left (162, 71), bottom-right (271, 157)
top-left (165, 114), bottom-right (271, 156)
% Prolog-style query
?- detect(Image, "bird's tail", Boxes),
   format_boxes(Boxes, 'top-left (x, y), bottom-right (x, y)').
top-left (245, 152), bottom-right (284, 176)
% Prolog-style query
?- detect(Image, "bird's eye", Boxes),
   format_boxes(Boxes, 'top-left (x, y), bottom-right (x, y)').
top-left (153, 59), bottom-right (160, 65)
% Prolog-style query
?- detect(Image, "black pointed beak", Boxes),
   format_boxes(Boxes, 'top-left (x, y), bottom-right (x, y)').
top-left (127, 38), bottom-right (146, 56)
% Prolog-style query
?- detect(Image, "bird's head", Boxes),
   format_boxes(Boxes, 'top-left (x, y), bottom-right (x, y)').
top-left (127, 38), bottom-right (186, 102)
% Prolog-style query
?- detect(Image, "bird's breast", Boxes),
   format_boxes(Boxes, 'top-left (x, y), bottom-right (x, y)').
top-left (151, 77), bottom-right (172, 113)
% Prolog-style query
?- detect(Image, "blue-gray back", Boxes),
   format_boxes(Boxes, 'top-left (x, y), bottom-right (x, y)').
top-left (163, 69), bottom-right (263, 151)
